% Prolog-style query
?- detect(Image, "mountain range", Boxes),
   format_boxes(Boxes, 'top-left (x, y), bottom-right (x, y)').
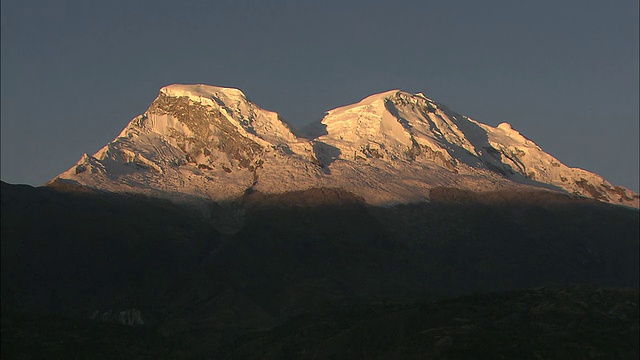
top-left (50, 84), bottom-right (638, 207)
top-left (3, 84), bottom-right (639, 358)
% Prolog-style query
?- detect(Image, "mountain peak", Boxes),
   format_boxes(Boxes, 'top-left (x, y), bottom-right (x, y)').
top-left (497, 122), bottom-right (513, 131)
top-left (51, 84), bottom-right (639, 207)
top-left (329, 89), bottom-right (436, 111)
top-left (160, 84), bottom-right (247, 101)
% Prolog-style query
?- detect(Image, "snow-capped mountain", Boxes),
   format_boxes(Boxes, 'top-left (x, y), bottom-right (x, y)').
top-left (52, 84), bottom-right (639, 207)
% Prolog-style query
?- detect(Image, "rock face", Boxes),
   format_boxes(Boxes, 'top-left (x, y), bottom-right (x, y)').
top-left (52, 84), bottom-right (639, 207)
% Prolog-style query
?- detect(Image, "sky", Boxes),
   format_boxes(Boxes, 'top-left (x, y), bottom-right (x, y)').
top-left (2, 0), bottom-right (638, 191)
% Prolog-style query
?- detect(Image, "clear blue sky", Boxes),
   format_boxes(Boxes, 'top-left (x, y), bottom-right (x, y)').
top-left (2, 0), bottom-right (638, 191)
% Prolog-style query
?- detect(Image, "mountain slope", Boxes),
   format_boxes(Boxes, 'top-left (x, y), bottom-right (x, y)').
top-left (2, 182), bottom-right (639, 357)
top-left (51, 84), bottom-right (638, 207)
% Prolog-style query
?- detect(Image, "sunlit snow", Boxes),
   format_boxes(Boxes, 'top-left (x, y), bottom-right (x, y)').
top-left (52, 84), bottom-right (639, 208)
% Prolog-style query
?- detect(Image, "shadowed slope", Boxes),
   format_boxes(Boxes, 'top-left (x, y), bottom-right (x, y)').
top-left (2, 182), bottom-right (638, 357)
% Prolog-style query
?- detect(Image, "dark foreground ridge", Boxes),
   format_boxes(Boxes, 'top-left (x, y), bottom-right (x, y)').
top-left (3, 286), bottom-right (637, 359)
top-left (2, 182), bottom-right (639, 358)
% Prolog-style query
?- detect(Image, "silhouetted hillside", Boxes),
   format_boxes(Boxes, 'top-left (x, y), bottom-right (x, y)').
top-left (2, 182), bottom-right (638, 357)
